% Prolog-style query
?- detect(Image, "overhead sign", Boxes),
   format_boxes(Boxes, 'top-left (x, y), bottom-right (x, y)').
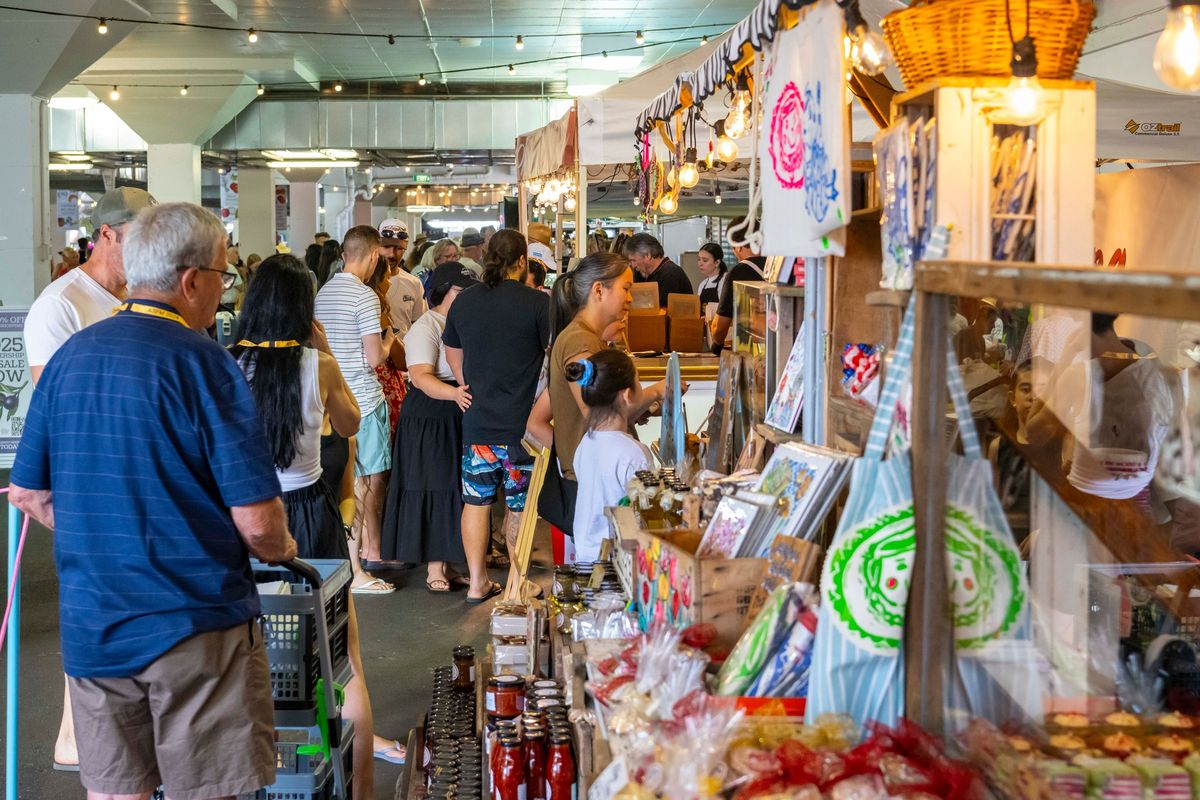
top-left (413, 174), bottom-right (432, 184)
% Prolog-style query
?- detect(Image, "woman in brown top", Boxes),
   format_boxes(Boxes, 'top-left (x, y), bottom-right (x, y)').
top-left (547, 253), bottom-right (666, 480)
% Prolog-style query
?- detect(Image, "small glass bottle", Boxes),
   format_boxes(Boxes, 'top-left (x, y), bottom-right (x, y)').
top-left (524, 726), bottom-right (548, 800)
top-left (544, 733), bottom-right (576, 800)
top-left (453, 646), bottom-right (476, 691)
top-left (494, 736), bottom-right (526, 800)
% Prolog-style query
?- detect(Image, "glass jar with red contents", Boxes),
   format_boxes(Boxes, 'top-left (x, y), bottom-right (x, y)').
top-left (453, 645), bottom-right (476, 691)
top-left (493, 736), bottom-right (526, 800)
top-left (523, 726), bottom-right (548, 800)
top-left (487, 675), bottom-right (525, 719)
top-left (544, 733), bottom-right (576, 800)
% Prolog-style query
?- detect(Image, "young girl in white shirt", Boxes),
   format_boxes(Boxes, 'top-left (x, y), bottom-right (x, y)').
top-left (568, 349), bottom-right (654, 562)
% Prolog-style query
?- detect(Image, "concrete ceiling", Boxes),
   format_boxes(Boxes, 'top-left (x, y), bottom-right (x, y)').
top-left (73, 0), bottom-right (758, 96)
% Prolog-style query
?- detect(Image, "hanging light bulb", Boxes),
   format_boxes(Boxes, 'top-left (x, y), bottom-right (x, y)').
top-left (1003, 37), bottom-right (1047, 125)
top-left (247, 28), bottom-right (258, 44)
top-left (418, 73), bottom-right (427, 86)
top-left (564, 195), bottom-right (578, 212)
top-left (635, 30), bottom-right (645, 45)
top-left (701, 34), bottom-right (709, 45)
top-left (659, 192), bottom-right (678, 215)
top-left (633, 194), bottom-right (641, 206)
top-left (723, 74), bottom-right (752, 139)
top-left (97, 17), bottom-right (108, 34)
top-left (714, 184), bottom-right (723, 205)
top-left (109, 85), bottom-right (120, 101)
top-left (508, 64), bottom-right (516, 74)
top-left (257, 84), bottom-right (265, 95)
top-left (678, 147), bottom-right (700, 188)
top-left (844, 0), bottom-right (891, 77)
top-left (666, 166), bottom-right (678, 189)
top-left (1155, 0), bottom-right (1200, 91)
top-left (180, 85), bottom-right (189, 96)
top-left (388, 34), bottom-right (395, 45)
top-left (333, 80), bottom-right (344, 92)
top-left (529, 179), bottom-right (543, 194)
top-left (515, 35), bottom-right (525, 50)
top-left (714, 120), bottom-right (739, 162)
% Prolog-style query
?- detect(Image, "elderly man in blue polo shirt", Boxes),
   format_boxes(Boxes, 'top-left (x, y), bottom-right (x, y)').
top-left (10, 202), bottom-right (296, 800)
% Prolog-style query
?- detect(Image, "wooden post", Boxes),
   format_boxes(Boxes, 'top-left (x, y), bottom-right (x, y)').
top-left (906, 290), bottom-right (951, 736)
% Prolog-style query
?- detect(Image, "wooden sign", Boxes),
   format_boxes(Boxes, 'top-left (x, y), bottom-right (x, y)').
top-left (505, 440), bottom-right (551, 601)
top-left (747, 534), bottom-right (823, 618)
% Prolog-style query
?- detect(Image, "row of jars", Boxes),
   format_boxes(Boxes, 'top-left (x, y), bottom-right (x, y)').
top-left (487, 680), bottom-right (576, 800)
top-left (425, 648), bottom-right (482, 800)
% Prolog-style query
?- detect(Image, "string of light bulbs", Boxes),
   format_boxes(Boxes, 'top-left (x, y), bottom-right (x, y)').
top-left (78, 36), bottom-right (699, 97)
top-left (0, 4), bottom-right (731, 49)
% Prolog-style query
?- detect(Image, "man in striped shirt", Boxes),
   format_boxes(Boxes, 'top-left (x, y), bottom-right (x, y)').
top-left (315, 225), bottom-right (397, 593)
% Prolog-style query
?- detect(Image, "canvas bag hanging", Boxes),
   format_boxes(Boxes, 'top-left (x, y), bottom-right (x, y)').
top-left (758, 0), bottom-right (850, 258)
top-left (806, 300), bottom-right (1032, 729)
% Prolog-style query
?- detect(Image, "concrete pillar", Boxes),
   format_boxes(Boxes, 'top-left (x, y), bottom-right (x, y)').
top-left (289, 182), bottom-right (319, 250)
top-left (147, 143), bottom-right (201, 205)
top-left (352, 198), bottom-right (373, 228)
top-left (238, 167), bottom-right (276, 259)
top-left (0, 94), bottom-right (49, 307)
top-left (322, 190), bottom-right (348, 239)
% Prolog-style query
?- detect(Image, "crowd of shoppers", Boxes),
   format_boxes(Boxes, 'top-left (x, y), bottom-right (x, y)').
top-left (14, 191), bottom-right (726, 796)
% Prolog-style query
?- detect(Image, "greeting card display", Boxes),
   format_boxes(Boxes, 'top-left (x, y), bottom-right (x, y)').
top-left (697, 496), bottom-right (761, 559)
top-left (758, 0), bottom-right (850, 258)
top-left (741, 441), bottom-right (851, 557)
top-left (763, 321), bottom-right (807, 433)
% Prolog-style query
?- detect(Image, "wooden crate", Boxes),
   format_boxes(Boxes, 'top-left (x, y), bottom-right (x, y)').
top-left (609, 506), bottom-right (766, 650)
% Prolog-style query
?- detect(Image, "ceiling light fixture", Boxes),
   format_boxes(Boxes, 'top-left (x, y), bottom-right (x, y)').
top-left (844, 0), bottom-right (890, 76)
top-left (701, 34), bottom-right (709, 44)
top-left (217, 167), bottom-right (225, 174)
top-left (418, 73), bottom-right (427, 86)
top-left (1155, 0), bottom-right (1200, 91)
top-left (109, 85), bottom-right (120, 101)
top-left (266, 160), bottom-right (359, 169)
top-left (715, 119), bottom-right (739, 162)
top-left (658, 192), bottom-right (678, 215)
top-left (48, 162), bottom-right (94, 171)
top-left (508, 64), bottom-right (516, 74)
top-left (97, 17), bottom-right (108, 34)
top-left (515, 35), bottom-right (525, 50)
top-left (180, 85), bottom-right (188, 96)
top-left (247, 28), bottom-right (258, 43)
top-left (257, 84), bottom-right (265, 95)
top-left (388, 34), bottom-right (396, 45)
top-left (333, 80), bottom-right (344, 92)
top-left (714, 185), bottom-right (723, 204)
top-left (635, 30), bottom-right (645, 45)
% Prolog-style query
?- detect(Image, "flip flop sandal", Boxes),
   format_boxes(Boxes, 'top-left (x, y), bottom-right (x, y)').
top-left (351, 577), bottom-right (396, 595)
top-left (426, 578), bottom-right (452, 593)
top-left (465, 581), bottom-right (502, 605)
top-left (373, 740), bottom-right (406, 765)
top-left (487, 552), bottom-right (511, 568)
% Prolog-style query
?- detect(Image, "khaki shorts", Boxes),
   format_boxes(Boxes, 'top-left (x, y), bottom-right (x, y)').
top-left (68, 620), bottom-right (276, 800)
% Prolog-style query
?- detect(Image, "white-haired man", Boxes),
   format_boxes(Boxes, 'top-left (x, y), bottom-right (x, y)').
top-left (11, 202), bottom-right (295, 800)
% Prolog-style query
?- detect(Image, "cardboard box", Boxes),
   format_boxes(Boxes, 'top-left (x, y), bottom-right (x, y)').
top-left (626, 309), bottom-right (666, 353)
top-left (609, 506), bottom-right (766, 650)
top-left (667, 293), bottom-right (701, 319)
top-left (669, 317), bottom-right (706, 354)
top-left (631, 283), bottom-right (660, 310)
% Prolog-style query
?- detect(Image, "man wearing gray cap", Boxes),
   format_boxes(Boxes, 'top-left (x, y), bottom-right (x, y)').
top-left (22, 185), bottom-right (155, 772)
top-left (459, 227), bottom-right (485, 277)
top-left (26, 187), bottom-right (157, 386)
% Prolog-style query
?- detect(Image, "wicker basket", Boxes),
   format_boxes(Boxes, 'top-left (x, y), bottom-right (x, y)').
top-left (881, 0), bottom-right (1095, 89)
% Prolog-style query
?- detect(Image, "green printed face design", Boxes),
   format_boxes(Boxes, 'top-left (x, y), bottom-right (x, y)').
top-left (823, 504), bottom-right (1025, 654)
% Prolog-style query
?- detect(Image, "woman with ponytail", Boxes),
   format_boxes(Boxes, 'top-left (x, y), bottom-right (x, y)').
top-left (565, 350), bottom-right (652, 561)
top-left (233, 253), bottom-right (404, 795)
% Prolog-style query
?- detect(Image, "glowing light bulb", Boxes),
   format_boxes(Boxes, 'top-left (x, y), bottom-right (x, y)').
top-left (333, 81), bottom-right (344, 92)
top-left (714, 187), bottom-right (723, 205)
top-left (180, 85), bottom-right (188, 96)
top-left (635, 30), bottom-right (645, 45)
top-left (849, 25), bottom-right (890, 76)
top-left (678, 147), bottom-right (700, 189)
top-left (508, 64), bottom-right (516, 74)
top-left (418, 73), bottom-right (427, 86)
top-left (109, 86), bottom-right (120, 101)
top-left (257, 84), bottom-right (265, 95)
top-left (633, 195), bottom-right (641, 206)
top-left (1155, 1), bottom-right (1200, 91)
top-left (666, 166), bottom-right (677, 189)
top-left (564, 195), bottom-right (577, 212)
top-left (1001, 37), bottom-right (1047, 125)
top-left (659, 192), bottom-right (678, 215)
top-left (247, 28), bottom-right (258, 44)
top-left (515, 35), bottom-right (525, 51)
top-left (97, 17), bottom-right (108, 34)
top-left (715, 121), bottom-right (739, 162)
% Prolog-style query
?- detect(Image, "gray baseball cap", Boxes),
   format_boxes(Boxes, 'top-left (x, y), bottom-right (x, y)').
top-left (94, 187), bottom-right (157, 228)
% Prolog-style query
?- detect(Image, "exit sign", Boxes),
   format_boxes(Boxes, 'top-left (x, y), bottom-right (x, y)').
top-left (413, 174), bottom-right (432, 184)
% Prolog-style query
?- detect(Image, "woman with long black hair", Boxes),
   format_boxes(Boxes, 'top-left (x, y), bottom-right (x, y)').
top-left (316, 238), bottom-right (342, 286)
top-left (232, 253), bottom-right (405, 797)
top-left (695, 242), bottom-right (728, 308)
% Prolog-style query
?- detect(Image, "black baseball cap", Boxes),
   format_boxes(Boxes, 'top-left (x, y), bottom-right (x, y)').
top-left (424, 261), bottom-right (479, 300)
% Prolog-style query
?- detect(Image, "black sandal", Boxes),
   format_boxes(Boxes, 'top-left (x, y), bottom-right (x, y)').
top-left (426, 578), bottom-right (452, 594)
top-left (465, 581), bottom-right (502, 605)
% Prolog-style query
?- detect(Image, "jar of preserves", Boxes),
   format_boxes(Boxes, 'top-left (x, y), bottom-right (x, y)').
top-left (453, 645), bottom-right (476, 691)
top-left (486, 675), bottom-right (525, 719)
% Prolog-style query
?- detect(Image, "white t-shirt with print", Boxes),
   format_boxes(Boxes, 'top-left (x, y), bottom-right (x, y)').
top-left (572, 430), bottom-right (653, 562)
top-left (404, 309), bottom-right (454, 382)
top-left (315, 273), bottom-right (384, 414)
top-left (25, 268), bottom-right (120, 368)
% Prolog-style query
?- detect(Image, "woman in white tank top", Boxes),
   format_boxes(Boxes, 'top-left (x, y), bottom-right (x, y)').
top-left (233, 254), bottom-right (407, 793)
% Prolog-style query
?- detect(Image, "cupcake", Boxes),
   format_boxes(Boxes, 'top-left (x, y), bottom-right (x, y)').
top-left (1158, 711), bottom-right (1195, 730)
top-left (1101, 733), bottom-right (1141, 758)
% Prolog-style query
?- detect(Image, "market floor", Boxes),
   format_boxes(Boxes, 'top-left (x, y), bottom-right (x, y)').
top-left (0, 487), bottom-right (553, 799)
